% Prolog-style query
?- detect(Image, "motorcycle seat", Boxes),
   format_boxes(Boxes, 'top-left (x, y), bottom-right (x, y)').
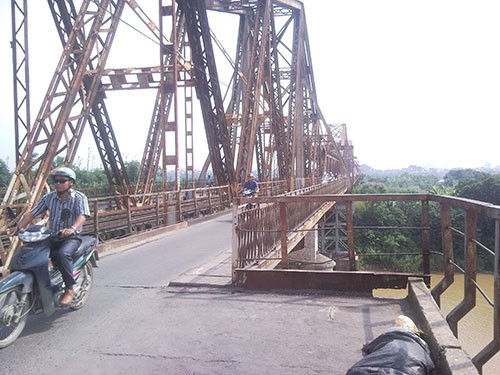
top-left (73, 235), bottom-right (98, 259)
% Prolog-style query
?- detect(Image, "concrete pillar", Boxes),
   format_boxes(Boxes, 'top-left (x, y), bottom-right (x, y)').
top-left (289, 224), bottom-right (335, 270)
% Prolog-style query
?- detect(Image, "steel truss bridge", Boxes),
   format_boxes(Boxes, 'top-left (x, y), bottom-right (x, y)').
top-left (1, 0), bottom-right (358, 265)
top-left (1, 2), bottom-right (500, 372)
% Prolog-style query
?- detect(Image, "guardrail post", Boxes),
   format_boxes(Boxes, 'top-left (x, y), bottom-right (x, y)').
top-left (93, 200), bottom-right (99, 239)
top-left (422, 199), bottom-right (431, 286)
top-left (346, 200), bottom-right (356, 271)
top-left (280, 201), bottom-right (288, 268)
top-left (176, 191), bottom-right (182, 222)
top-left (193, 189), bottom-right (198, 217)
top-left (448, 209), bottom-right (477, 336)
top-left (163, 192), bottom-right (169, 226)
top-left (156, 193), bottom-right (160, 227)
top-left (208, 188), bottom-right (213, 213)
top-left (126, 195), bottom-right (132, 234)
top-left (232, 203), bottom-right (239, 284)
top-left (432, 203), bottom-right (454, 306)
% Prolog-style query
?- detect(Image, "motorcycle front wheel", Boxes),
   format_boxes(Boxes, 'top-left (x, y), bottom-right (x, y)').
top-left (0, 287), bottom-right (30, 348)
top-left (70, 262), bottom-right (93, 310)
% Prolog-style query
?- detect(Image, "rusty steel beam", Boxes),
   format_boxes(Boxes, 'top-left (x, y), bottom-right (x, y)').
top-left (234, 269), bottom-right (411, 292)
top-left (135, 2), bottom-right (194, 199)
top-left (10, 0), bottom-right (31, 165)
top-left (431, 204), bottom-right (455, 306)
top-left (235, 0), bottom-right (270, 183)
top-left (447, 209), bottom-right (477, 337)
top-left (2, 0), bottom-right (360, 225)
top-left (159, 0), bottom-right (180, 194)
top-left (1, 0), bottom-right (127, 269)
top-left (180, 0), bottom-right (235, 188)
top-left (47, 0), bottom-right (132, 198)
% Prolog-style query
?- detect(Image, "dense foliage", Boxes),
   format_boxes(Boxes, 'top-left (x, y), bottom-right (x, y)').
top-left (0, 159), bottom-right (10, 189)
top-left (350, 170), bottom-right (499, 273)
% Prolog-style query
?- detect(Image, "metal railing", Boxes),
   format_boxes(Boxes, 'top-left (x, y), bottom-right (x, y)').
top-left (0, 185), bottom-right (232, 254)
top-left (233, 178), bottom-right (350, 269)
top-left (85, 185), bottom-right (232, 241)
top-left (233, 192), bottom-right (500, 373)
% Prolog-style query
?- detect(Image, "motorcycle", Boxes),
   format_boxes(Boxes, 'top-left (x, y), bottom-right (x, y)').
top-left (241, 188), bottom-right (257, 210)
top-left (0, 209), bottom-right (98, 348)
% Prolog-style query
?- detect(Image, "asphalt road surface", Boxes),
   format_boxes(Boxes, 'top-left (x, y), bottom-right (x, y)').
top-left (0, 212), bottom-right (408, 375)
top-left (0, 214), bottom-right (235, 374)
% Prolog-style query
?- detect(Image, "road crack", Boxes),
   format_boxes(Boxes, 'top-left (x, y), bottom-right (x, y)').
top-left (95, 351), bottom-right (238, 363)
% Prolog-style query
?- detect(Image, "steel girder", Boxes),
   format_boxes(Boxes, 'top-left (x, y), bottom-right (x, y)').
top-left (10, 0), bottom-right (31, 165)
top-left (234, 0), bottom-right (272, 183)
top-left (222, 1), bottom-right (291, 185)
top-left (234, 0), bottom-right (287, 183)
top-left (2, 0), bottom-right (357, 220)
top-left (1, 0), bottom-right (126, 268)
top-left (47, 0), bottom-right (132, 198)
top-left (158, 1), bottom-right (180, 194)
top-left (134, 2), bottom-right (194, 199)
top-left (204, 0), bottom-right (350, 188)
top-left (179, 0), bottom-right (235, 188)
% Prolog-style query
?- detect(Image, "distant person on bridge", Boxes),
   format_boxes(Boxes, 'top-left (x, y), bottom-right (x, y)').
top-left (9, 167), bottom-right (90, 306)
top-left (241, 173), bottom-right (259, 194)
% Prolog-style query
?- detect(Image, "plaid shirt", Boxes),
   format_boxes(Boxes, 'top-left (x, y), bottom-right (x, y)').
top-left (30, 189), bottom-right (90, 233)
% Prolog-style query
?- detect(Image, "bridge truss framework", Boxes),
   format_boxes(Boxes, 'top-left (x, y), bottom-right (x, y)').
top-left (1, 0), bottom-right (359, 263)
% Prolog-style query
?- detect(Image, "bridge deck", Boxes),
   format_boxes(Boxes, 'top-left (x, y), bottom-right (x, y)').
top-left (98, 211), bottom-right (477, 374)
top-left (168, 249), bottom-right (412, 373)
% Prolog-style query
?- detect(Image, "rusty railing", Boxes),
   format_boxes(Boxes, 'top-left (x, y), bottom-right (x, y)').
top-left (233, 192), bottom-right (500, 372)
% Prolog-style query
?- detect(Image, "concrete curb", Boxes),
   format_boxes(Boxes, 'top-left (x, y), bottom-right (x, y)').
top-left (96, 208), bottom-right (232, 258)
top-left (96, 221), bottom-right (188, 257)
top-left (408, 280), bottom-right (479, 375)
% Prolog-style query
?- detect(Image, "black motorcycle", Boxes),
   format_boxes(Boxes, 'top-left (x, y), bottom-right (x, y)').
top-left (0, 211), bottom-right (98, 348)
top-left (241, 188), bottom-right (257, 210)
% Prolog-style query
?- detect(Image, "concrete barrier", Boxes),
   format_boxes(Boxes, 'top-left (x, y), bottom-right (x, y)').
top-left (408, 280), bottom-right (479, 375)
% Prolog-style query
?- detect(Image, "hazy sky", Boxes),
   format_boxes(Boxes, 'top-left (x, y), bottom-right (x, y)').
top-left (1, 0), bottom-right (500, 171)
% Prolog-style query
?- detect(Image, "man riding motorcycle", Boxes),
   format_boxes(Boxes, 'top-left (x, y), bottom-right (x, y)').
top-left (9, 167), bottom-right (90, 306)
top-left (241, 173), bottom-right (259, 194)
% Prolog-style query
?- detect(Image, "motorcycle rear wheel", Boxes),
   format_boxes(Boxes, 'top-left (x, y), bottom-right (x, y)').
top-left (0, 287), bottom-right (30, 348)
top-left (70, 262), bottom-right (93, 310)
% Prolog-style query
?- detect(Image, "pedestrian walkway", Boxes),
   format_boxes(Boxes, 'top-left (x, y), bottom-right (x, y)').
top-left (169, 247), bottom-right (233, 288)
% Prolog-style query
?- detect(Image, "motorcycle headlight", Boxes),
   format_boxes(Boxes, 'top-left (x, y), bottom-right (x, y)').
top-left (18, 225), bottom-right (52, 242)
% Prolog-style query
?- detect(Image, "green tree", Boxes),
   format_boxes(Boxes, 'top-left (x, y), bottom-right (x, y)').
top-left (125, 160), bottom-right (141, 183)
top-left (0, 159), bottom-right (11, 188)
top-left (73, 166), bottom-right (107, 186)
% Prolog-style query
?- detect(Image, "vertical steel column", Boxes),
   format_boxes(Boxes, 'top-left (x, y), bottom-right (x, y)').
top-left (47, 0), bottom-right (132, 199)
top-left (280, 201), bottom-right (288, 268)
top-left (235, 0), bottom-right (270, 183)
top-left (180, 0), bottom-right (235, 190)
top-left (159, 0), bottom-right (179, 193)
top-left (447, 209), bottom-right (477, 337)
top-left (159, 0), bottom-right (180, 225)
top-left (2, 0), bottom-right (126, 269)
top-left (10, 0), bottom-right (31, 165)
top-left (346, 200), bottom-right (356, 270)
top-left (432, 203), bottom-right (454, 306)
top-left (135, 3), bottom-right (185, 200)
top-left (181, 33), bottom-right (195, 189)
top-left (421, 199), bottom-right (431, 286)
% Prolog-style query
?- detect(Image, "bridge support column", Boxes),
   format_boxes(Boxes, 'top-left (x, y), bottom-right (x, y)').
top-left (288, 223), bottom-right (335, 270)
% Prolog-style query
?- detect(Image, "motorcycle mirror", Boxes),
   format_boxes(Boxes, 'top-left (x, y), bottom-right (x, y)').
top-left (61, 208), bottom-right (71, 221)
